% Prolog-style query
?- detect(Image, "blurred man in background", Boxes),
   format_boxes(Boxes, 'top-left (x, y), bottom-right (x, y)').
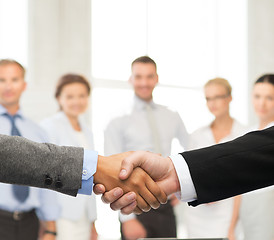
top-left (104, 56), bottom-right (189, 240)
top-left (0, 59), bottom-right (59, 240)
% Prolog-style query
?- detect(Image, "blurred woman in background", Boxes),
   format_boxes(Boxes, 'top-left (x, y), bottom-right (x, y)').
top-left (41, 74), bottom-right (97, 240)
top-left (240, 74), bottom-right (274, 240)
top-left (185, 78), bottom-right (246, 240)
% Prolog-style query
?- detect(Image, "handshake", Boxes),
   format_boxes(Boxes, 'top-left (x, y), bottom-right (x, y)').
top-left (93, 151), bottom-right (181, 215)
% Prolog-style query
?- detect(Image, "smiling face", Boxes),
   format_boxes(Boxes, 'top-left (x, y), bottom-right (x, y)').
top-left (252, 82), bottom-right (274, 122)
top-left (0, 63), bottom-right (26, 108)
top-left (204, 83), bottom-right (232, 118)
top-left (57, 82), bottom-right (89, 118)
top-left (129, 62), bottom-right (158, 101)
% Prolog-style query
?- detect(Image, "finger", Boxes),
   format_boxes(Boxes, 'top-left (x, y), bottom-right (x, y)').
top-left (93, 184), bottom-right (106, 195)
top-left (145, 179), bottom-right (167, 204)
top-left (133, 206), bottom-right (143, 215)
top-left (136, 194), bottom-right (151, 212)
top-left (119, 152), bottom-right (145, 180)
top-left (139, 186), bottom-right (160, 210)
top-left (101, 187), bottom-right (124, 204)
top-left (109, 192), bottom-right (137, 211)
top-left (120, 201), bottom-right (137, 215)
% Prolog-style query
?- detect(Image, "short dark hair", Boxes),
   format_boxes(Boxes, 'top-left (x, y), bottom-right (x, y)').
top-left (55, 74), bottom-right (91, 99)
top-left (255, 74), bottom-right (274, 86)
top-left (0, 59), bottom-right (26, 77)
top-left (131, 56), bottom-right (157, 71)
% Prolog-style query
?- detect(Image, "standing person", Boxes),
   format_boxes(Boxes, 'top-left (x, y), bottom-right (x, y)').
top-left (240, 74), bottom-right (274, 240)
top-left (41, 74), bottom-right (98, 240)
top-left (185, 78), bottom-right (246, 239)
top-left (104, 56), bottom-right (189, 239)
top-left (0, 59), bottom-right (59, 240)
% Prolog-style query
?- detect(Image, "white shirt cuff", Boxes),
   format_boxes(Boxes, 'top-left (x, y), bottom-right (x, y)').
top-left (169, 154), bottom-right (197, 202)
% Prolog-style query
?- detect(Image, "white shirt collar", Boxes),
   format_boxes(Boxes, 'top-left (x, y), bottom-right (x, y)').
top-left (133, 95), bottom-right (157, 110)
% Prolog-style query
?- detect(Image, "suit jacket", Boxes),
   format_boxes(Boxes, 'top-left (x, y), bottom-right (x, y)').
top-left (40, 112), bottom-right (97, 221)
top-left (0, 134), bottom-right (83, 196)
top-left (182, 126), bottom-right (274, 206)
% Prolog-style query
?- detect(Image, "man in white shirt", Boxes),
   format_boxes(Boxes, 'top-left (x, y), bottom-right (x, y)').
top-left (104, 56), bottom-right (188, 239)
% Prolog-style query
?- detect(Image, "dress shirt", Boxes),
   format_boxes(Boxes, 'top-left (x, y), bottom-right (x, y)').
top-left (41, 111), bottom-right (97, 221)
top-left (0, 105), bottom-right (59, 220)
top-left (105, 95), bottom-right (188, 156)
top-left (105, 95), bottom-right (189, 222)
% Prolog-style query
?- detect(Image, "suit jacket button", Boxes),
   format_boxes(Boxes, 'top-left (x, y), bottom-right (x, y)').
top-left (55, 180), bottom-right (63, 189)
top-left (45, 175), bottom-right (53, 186)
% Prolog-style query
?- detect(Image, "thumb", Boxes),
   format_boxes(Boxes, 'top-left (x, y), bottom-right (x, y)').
top-left (119, 151), bottom-right (145, 180)
top-left (93, 184), bottom-right (106, 195)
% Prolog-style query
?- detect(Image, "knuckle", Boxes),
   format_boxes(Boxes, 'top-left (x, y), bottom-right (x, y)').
top-left (130, 178), bottom-right (141, 187)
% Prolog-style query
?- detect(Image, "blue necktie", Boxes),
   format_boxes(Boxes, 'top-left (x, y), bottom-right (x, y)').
top-left (3, 113), bottom-right (30, 203)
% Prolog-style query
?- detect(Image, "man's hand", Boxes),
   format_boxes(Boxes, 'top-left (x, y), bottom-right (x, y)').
top-left (93, 152), bottom-right (167, 214)
top-left (93, 184), bottom-right (139, 215)
top-left (119, 151), bottom-right (180, 196)
top-left (94, 151), bottom-right (180, 214)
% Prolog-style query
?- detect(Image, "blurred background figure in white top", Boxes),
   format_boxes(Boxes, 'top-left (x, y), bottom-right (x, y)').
top-left (185, 78), bottom-right (246, 240)
top-left (239, 74), bottom-right (274, 240)
top-left (41, 74), bottom-right (97, 240)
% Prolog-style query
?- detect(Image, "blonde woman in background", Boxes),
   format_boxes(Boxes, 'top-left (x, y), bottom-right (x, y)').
top-left (41, 74), bottom-right (97, 240)
top-left (240, 74), bottom-right (274, 240)
top-left (185, 78), bottom-right (246, 240)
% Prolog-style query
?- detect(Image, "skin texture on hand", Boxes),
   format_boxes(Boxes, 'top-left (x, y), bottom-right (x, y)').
top-left (94, 151), bottom-right (180, 214)
top-left (122, 219), bottom-right (147, 240)
top-left (93, 184), bottom-right (138, 215)
top-left (119, 151), bottom-right (181, 196)
top-left (93, 152), bottom-right (167, 214)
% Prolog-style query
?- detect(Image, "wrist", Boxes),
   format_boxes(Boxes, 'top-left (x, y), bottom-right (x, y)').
top-left (167, 157), bottom-right (181, 194)
top-left (93, 155), bottom-right (104, 184)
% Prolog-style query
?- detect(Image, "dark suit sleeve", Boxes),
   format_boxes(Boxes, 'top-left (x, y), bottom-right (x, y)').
top-left (181, 126), bottom-right (274, 206)
top-left (0, 134), bottom-right (84, 196)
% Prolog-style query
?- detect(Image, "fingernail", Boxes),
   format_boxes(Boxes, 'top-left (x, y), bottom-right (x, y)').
top-left (120, 169), bottom-right (127, 177)
top-left (114, 188), bottom-right (123, 197)
top-left (127, 193), bottom-right (136, 201)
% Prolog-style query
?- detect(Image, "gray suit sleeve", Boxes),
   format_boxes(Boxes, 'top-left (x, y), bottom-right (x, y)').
top-left (0, 134), bottom-right (84, 196)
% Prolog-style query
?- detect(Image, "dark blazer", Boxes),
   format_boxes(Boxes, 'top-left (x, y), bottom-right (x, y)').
top-left (0, 134), bottom-right (83, 196)
top-left (182, 126), bottom-right (274, 206)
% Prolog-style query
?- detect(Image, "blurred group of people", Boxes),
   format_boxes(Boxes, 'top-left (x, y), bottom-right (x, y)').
top-left (0, 56), bottom-right (273, 240)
